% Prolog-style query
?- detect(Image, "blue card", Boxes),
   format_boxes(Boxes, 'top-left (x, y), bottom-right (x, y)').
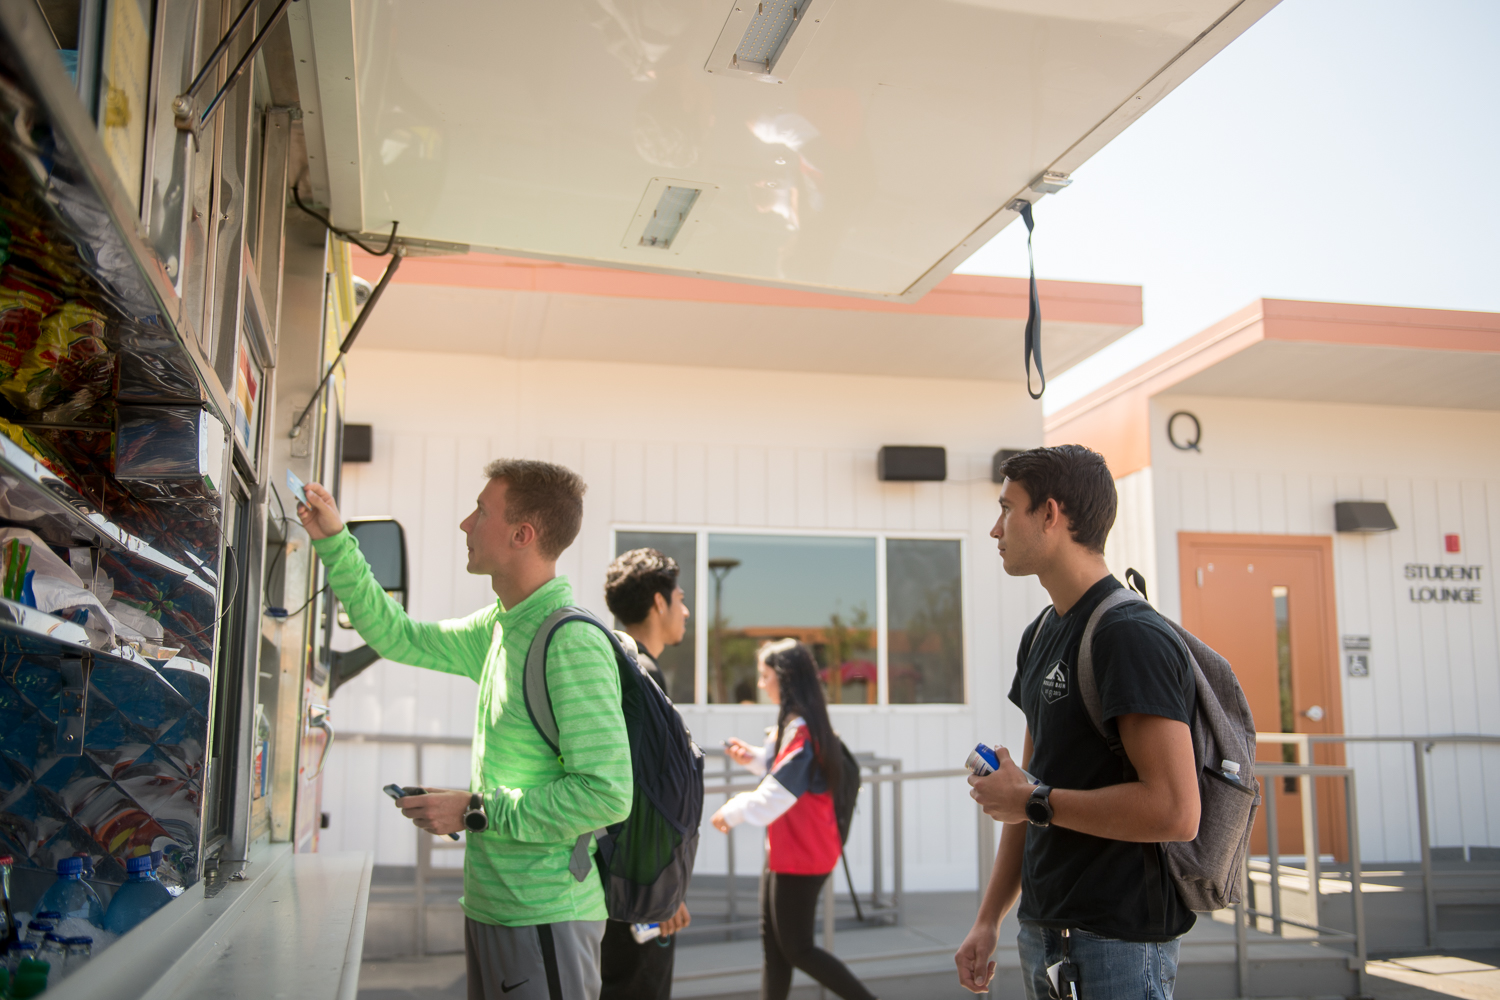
top-left (286, 468), bottom-right (309, 507)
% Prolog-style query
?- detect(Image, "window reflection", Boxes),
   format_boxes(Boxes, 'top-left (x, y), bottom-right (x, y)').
top-left (707, 534), bottom-right (876, 705)
top-left (888, 539), bottom-right (964, 703)
top-left (614, 531), bottom-right (697, 704)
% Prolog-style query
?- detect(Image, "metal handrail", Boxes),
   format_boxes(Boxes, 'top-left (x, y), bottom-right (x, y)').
top-left (1255, 732), bottom-right (1500, 948)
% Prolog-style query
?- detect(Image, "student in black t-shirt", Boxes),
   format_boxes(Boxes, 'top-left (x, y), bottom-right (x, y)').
top-left (955, 445), bottom-right (1201, 1000)
top-left (601, 548), bottom-right (694, 1000)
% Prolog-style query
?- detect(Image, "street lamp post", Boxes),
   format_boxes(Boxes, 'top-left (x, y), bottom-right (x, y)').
top-left (708, 558), bottom-right (740, 704)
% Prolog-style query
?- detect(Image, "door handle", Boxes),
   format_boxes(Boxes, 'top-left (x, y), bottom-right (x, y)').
top-left (1302, 705), bottom-right (1325, 722)
top-left (307, 703), bottom-right (335, 778)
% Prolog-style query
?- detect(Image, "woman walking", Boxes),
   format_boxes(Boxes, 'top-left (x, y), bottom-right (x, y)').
top-left (712, 639), bottom-right (879, 1000)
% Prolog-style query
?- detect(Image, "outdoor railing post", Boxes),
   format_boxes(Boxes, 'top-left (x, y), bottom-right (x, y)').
top-left (1303, 741), bottom-right (1320, 934)
top-left (415, 739), bottom-right (429, 959)
top-left (1413, 739), bottom-right (1436, 949)
top-left (871, 762), bottom-right (882, 912)
top-left (893, 760), bottom-right (904, 927)
top-left (1265, 777), bottom-right (1281, 936)
top-left (1346, 771), bottom-right (1367, 998)
top-left (724, 752), bottom-right (736, 941)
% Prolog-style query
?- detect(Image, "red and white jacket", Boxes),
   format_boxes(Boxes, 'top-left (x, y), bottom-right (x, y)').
top-left (719, 717), bottom-right (842, 875)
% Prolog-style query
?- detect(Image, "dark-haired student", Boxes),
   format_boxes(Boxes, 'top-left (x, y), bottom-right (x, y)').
top-left (599, 548), bottom-right (694, 1000)
top-left (714, 640), bottom-right (879, 1000)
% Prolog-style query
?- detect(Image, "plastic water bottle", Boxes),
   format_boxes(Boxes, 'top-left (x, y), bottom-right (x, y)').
top-left (6, 940), bottom-right (36, 972)
top-left (22, 920), bottom-right (52, 945)
top-left (63, 935), bottom-right (93, 975)
top-left (37, 932), bottom-right (65, 968)
top-left (37, 857), bottom-right (104, 927)
top-left (1220, 760), bottom-right (1242, 784)
top-left (104, 855), bottom-right (174, 933)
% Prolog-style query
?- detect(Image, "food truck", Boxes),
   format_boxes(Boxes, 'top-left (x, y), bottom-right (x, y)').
top-left (0, 0), bottom-right (1277, 994)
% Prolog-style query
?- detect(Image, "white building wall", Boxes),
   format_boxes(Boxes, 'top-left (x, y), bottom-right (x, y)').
top-left (1144, 395), bottom-right (1500, 862)
top-left (318, 349), bottom-right (1051, 890)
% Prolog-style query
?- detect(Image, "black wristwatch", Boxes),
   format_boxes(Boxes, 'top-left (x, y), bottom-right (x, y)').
top-left (1025, 785), bottom-right (1054, 827)
top-left (462, 792), bottom-right (488, 832)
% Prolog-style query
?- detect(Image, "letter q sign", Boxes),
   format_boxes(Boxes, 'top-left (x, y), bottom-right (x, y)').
top-left (1167, 411), bottom-right (1201, 452)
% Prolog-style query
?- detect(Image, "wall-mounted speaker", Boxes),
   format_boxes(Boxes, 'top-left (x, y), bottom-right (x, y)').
top-left (877, 446), bottom-right (946, 482)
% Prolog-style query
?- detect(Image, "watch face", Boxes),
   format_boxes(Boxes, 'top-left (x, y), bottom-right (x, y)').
top-left (1025, 789), bottom-right (1051, 825)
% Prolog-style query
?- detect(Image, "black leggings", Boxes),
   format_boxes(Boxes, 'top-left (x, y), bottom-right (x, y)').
top-left (760, 869), bottom-right (878, 1000)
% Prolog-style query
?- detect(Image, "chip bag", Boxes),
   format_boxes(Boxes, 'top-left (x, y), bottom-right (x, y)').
top-left (1, 301), bottom-right (109, 412)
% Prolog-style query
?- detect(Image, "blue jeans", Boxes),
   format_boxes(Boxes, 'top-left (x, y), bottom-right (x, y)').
top-left (1018, 922), bottom-right (1180, 1000)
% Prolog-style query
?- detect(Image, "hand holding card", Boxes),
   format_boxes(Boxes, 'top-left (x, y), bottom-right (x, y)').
top-left (286, 468), bottom-right (309, 507)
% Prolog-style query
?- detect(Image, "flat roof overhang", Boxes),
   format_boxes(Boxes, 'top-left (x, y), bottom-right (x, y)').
top-left (293, 0), bottom-right (1279, 301)
top-left (1044, 299), bottom-right (1500, 477)
top-left (348, 251), bottom-right (1141, 382)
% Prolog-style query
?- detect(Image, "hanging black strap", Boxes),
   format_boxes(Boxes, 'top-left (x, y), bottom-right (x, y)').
top-left (1019, 201), bottom-right (1045, 400)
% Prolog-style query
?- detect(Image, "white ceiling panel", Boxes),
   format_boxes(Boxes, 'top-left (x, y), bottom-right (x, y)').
top-left (311, 0), bottom-right (1276, 299)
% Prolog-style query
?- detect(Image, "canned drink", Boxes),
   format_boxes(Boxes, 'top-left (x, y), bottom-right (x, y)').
top-left (965, 743), bottom-right (1039, 784)
top-left (631, 922), bottom-right (662, 944)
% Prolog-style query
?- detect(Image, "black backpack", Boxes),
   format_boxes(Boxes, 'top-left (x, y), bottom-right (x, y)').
top-left (524, 607), bottom-right (705, 923)
top-left (833, 738), bottom-right (861, 845)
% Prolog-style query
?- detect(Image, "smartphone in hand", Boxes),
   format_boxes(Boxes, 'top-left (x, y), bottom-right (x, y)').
top-left (383, 783), bottom-right (460, 840)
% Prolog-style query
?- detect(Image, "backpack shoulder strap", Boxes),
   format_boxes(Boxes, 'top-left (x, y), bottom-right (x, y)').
top-left (1076, 587), bottom-right (1143, 756)
top-left (1026, 606), bottom-right (1055, 658)
top-left (522, 604), bottom-right (634, 882)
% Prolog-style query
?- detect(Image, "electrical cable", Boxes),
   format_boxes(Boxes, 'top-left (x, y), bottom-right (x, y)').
top-left (292, 182), bottom-right (400, 256)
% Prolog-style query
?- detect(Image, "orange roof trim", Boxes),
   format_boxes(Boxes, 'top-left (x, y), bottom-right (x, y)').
top-left (351, 248), bottom-right (1141, 327)
top-left (1045, 298), bottom-right (1500, 479)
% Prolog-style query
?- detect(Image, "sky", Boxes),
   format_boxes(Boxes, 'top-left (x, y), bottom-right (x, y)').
top-left (955, 0), bottom-right (1500, 413)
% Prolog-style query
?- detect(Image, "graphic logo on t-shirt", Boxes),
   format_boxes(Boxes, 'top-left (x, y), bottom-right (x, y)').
top-left (1041, 661), bottom-right (1069, 703)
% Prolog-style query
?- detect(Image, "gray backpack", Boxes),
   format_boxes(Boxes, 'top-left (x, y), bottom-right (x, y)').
top-left (1038, 571), bottom-right (1260, 912)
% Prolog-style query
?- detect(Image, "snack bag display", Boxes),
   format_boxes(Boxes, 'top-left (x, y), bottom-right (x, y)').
top-left (0, 416), bottom-right (81, 487)
top-left (2, 301), bottom-right (110, 412)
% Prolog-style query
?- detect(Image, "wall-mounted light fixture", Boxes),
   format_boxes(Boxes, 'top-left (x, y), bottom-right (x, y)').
top-left (1334, 501), bottom-right (1397, 533)
top-left (991, 449), bottom-right (1024, 484)
top-left (877, 446), bottom-right (946, 482)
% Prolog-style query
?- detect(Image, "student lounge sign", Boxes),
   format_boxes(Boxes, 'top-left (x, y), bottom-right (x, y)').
top-left (1405, 563), bottom-right (1484, 604)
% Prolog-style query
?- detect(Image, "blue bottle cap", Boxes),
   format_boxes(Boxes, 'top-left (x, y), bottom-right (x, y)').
top-left (67, 936), bottom-right (93, 945)
top-left (56, 856), bottom-right (84, 876)
top-left (8, 941), bottom-right (36, 952)
top-left (34, 912), bottom-right (61, 921)
top-left (125, 854), bottom-right (155, 874)
top-left (43, 932), bottom-right (64, 943)
top-left (25, 921), bottom-right (52, 931)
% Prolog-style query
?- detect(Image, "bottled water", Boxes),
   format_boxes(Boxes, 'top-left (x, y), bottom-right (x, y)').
top-left (1220, 760), bottom-right (1242, 784)
top-left (22, 920), bottom-right (53, 945)
top-left (63, 935), bottom-right (93, 975)
top-left (6, 940), bottom-right (36, 972)
top-left (37, 858), bottom-right (104, 928)
top-left (37, 933), bottom-right (65, 967)
top-left (104, 855), bottom-right (174, 934)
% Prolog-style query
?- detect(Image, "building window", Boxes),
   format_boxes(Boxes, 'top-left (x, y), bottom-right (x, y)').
top-left (612, 528), bottom-right (965, 706)
top-left (707, 534), bottom-right (877, 706)
top-left (614, 531), bottom-right (698, 704)
top-left (887, 539), bottom-right (964, 704)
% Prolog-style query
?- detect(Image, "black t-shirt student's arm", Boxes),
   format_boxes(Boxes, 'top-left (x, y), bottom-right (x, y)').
top-left (1006, 575), bottom-right (1197, 941)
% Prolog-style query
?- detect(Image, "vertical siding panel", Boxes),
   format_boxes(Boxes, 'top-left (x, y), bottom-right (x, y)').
top-left (613, 441), bottom-right (646, 524)
top-left (676, 443), bottom-right (707, 525)
top-left (912, 481), bottom-right (943, 532)
top-left (885, 483), bottom-right (915, 531)
top-left (1284, 474), bottom-right (1313, 535)
top-left (1205, 470), bottom-right (1235, 533)
top-left (1232, 471), bottom-right (1261, 533)
top-left (644, 442), bottom-right (676, 524)
top-left (826, 449), bottom-right (856, 529)
top-left (1178, 470), bottom-right (1208, 534)
top-left (706, 445), bottom-right (736, 525)
top-left (738, 447), bottom-right (767, 526)
top-left (1259, 473), bottom-right (1287, 535)
top-left (795, 449), bottom-right (826, 528)
top-left (853, 451), bottom-right (883, 530)
top-left (767, 447), bottom-right (797, 525)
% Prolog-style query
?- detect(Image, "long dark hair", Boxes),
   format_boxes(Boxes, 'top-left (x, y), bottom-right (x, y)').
top-left (761, 639), bottom-right (842, 789)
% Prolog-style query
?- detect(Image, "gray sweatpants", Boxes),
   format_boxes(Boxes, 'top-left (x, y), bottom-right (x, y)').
top-left (465, 917), bottom-right (605, 1000)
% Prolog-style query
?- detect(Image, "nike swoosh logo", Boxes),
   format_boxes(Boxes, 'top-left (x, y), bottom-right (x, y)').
top-left (501, 980), bottom-right (529, 994)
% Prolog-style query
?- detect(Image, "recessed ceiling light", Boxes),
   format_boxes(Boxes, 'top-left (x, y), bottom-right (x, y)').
top-left (622, 178), bottom-right (719, 255)
top-left (638, 186), bottom-right (701, 249)
top-left (705, 0), bottom-right (837, 83)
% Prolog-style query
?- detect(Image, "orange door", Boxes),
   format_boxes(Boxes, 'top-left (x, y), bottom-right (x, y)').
top-left (1178, 533), bottom-right (1346, 861)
